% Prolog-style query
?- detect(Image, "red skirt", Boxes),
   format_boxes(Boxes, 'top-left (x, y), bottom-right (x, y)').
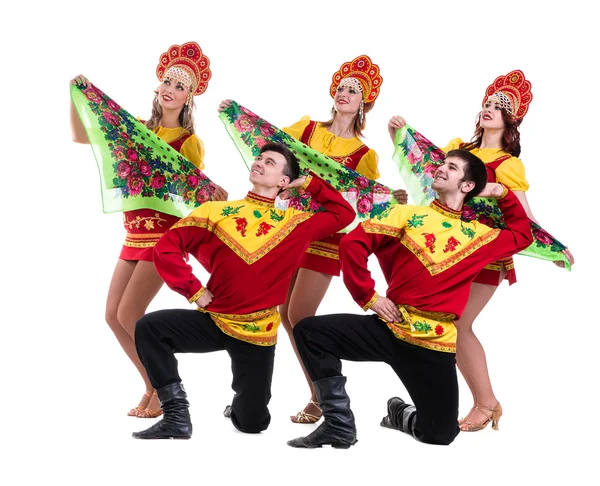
top-left (119, 209), bottom-right (181, 262)
top-left (299, 233), bottom-right (344, 277)
top-left (473, 257), bottom-right (516, 287)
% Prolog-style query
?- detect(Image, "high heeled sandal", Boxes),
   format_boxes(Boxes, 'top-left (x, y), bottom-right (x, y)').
top-left (128, 391), bottom-right (152, 417)
top-left (290, 399), bottom-right (322, 424)
top-left (460, 403), bottom-right (502, 432)
top-left (458, 405), bottom-right (476, 425)
top-left (137, 391), bottom-right (163, 419)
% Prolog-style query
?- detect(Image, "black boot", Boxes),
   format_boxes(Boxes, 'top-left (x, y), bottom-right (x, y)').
top-left (380, 396), bottom-right (416, 435)
top-left (132, 382), bottom-right (192, 440)
top-left (223, 393), bottom-right (237, 418)
top-left (287, 376), bottom-right (357, 449)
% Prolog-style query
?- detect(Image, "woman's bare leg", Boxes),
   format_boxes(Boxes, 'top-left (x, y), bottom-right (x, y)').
top-left (105, 260), bottom-right (150, 410)
top-left (455, 268), bottom-right (506, 428)
top-left (285, 268), bottom-right (333, 419)
top-left (116, 260), bottom-right (165, 411)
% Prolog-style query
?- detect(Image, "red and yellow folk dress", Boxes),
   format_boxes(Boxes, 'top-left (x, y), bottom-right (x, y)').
top-left (283, 117), bottom-right (379, 276)
top-left (444, 138), bottom-right (529, 286)
top-left (120, 126), bottom-right (205, 261)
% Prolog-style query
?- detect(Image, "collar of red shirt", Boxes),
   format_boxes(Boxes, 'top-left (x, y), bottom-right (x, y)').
top-left (245, 192), bottom-right (276, 208)
top-left (431, 199), bottom-right (462, 219)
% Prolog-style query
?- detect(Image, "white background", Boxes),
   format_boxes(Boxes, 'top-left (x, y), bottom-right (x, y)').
top-left (2, 1), bottom-right (597, 484)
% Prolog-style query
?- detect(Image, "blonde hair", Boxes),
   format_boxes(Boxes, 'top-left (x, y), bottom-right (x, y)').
top-left (320, 101), bottom-right (374, 138)
top-left (145, 90), bottom-right (196, 134)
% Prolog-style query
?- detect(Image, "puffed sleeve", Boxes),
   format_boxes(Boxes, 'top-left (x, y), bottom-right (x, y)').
top-left (180, 134), bottom-right (206, 171)
top-left (282, 116), bottom-right (311, 140)
top-left (354, 148), bottom-right (380, 180)
top-left (495, 156), bottom-right (530, 191)
top-left (442, 138), bottom-right (464, 153)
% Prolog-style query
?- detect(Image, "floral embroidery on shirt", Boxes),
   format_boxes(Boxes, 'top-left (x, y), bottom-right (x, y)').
top-left (408, 214), bottom-right (427, 229)
top-left (221, 205), bottom-right (245, 217)
top-left (256, 221), bottom-right (274, 237)
top-left (435, 325), bottom-right (444, 336)
top-left (422, 232), bottom-right (436, 253)
top-left (442, 221), bottom-right (452, 228)
top-left (253, 210), bottom-right (262, 218)
top-left (443, 236), bottom-right (461, 253)
top-left (269, 209), bottom-right (284, 222)
top-left (460, 221), bottom-right (476, 239)
top-left (234, 217), bottom-right (248, 237)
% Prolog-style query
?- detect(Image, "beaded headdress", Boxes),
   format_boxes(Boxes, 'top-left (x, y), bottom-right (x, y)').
top-left (482, 69), bottom-right (532, 120)
top-left (330, 55), bottom-right (382, 103)
top-left (156, 42), bottom-right (211, 97)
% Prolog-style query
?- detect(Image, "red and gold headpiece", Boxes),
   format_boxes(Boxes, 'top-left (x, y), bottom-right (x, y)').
top-left (156, 42), bottom-right (211, 97)
top-left (482, 69), bottom-right (532, 120)
top-left (330, 55), bottom-right (382, 103)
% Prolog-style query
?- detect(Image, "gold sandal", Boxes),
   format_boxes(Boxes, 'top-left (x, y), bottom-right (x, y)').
top-left (290, 400), bottom-right (322, 424)
top-left (458, 405), bottom-right (476, 425)
top-left (137, 391), bottom-right (163, 419)
top-left (460, 403), bottom-right (502, 432)
top-left (128, 391), bottom-right (151, 417)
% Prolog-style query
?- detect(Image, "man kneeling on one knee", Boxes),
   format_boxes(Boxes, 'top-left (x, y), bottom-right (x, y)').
top-left (132, 142), bottom-right (354, 439)
top-left (287, 149), bottom-right (533, 448)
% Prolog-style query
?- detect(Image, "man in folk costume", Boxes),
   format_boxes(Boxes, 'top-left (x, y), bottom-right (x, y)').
top-left (387, 70), bottom-right (574, 432)
top-left (132, 143), bottom-right (354, 439)
top-left (287, 149), bottom-right (533, 448)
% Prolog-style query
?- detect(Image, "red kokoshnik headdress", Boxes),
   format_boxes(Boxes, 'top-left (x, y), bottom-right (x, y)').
top-left (482, 69), bottom-right (532, 120)
top-left (330, 55), bottom-right (382, 103)
top-left (156, 41), bottom-right (211, 97)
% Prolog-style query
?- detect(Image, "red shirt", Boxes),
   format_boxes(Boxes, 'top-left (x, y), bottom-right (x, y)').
top-left (341, 189), bottom-right (533, 319)
top-left (153, 175), bottom-right (355, 315)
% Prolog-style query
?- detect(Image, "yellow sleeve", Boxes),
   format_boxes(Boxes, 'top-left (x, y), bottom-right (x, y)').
top-left (495, 156), bottom-right (529, 191)
top-left (180, 134), bottom-right (206, 171)
top-left (442, 138), bottom-right (464, 153)
top-left (187, 200), bottom-right (213, 219)
top-left (282, 116), bottom-right (311, 139)
top-left (362, 204), bottom-right (412, 234)
top-left (354, 148), bottom-right (380, 180)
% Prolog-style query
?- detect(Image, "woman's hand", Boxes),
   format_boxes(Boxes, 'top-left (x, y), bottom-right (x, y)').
top-left (218, 99), bottom-right (232, 113)
top-left (554, 247), bottom-right (575, 268)
top-left (393, 189), bottom-right (408, 204)
top-left (388, 116), bottom-right (407, 141)
top-left (210, 183), bottom-right (228, 201)
top-left (70, 75), bottom-right (91, 143)
top-left (478, 183), bottom-right (505, 198)
top-left (279, 176), bottom-right (307, 200)
top-left (71, 75), bottom-right (91, 87)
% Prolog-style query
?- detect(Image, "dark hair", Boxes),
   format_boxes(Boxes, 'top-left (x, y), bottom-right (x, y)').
top-left (446, 149), bottom-right (488, 202)
top-left (461, 107), bottom-right (522, 157)
top-left (259, 142), bottom-right (300, 181)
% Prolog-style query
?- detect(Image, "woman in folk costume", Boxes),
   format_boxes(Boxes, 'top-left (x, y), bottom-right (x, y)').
top-left (281, 55), bottom-right (385, 424)
top-left (389, 70), bottom-right (574, 431)
top-left (70, 42), bottom-right (227, 418)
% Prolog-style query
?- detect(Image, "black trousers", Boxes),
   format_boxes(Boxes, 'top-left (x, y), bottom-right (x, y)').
top-left (135, 309), bottom-right (275, 433)
top-left (293, 314), bottom-right (459, 445)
